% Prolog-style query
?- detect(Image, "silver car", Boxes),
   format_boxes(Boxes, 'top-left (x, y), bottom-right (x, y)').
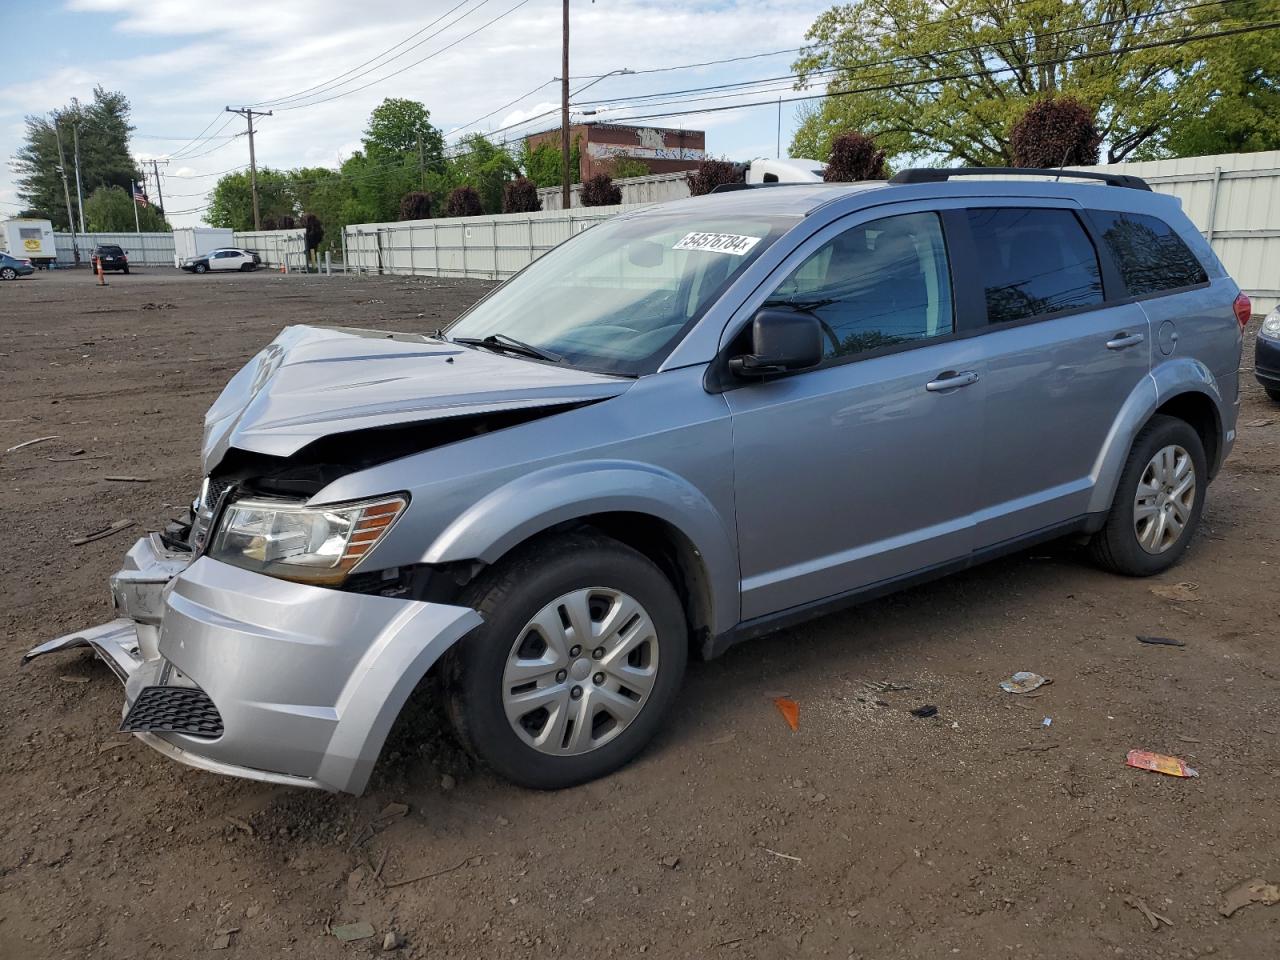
top-left (26, 169), bottom-right (1246, 794)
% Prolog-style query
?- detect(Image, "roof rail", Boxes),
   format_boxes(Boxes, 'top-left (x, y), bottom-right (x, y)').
top-left (888, 167), bottom-right (1152, 191)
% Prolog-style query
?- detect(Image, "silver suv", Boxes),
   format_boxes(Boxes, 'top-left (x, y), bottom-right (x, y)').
top-left (26, 169), bottom-right (1246, 794)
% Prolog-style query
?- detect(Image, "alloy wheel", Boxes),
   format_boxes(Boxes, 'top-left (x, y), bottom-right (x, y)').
top-left (1133, 443), bottom-right (1196, 554)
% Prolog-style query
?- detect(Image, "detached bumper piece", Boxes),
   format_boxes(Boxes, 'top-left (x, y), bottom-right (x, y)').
top-left (121, 685), bottom-right (224, 738)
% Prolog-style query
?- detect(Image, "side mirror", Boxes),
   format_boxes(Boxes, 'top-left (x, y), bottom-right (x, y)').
top-left (729, 308), bottom-right (824, 377)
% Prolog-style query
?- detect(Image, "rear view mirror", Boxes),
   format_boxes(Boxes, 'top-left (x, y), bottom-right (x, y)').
top-left (730, 308), bottom-right (824, 377)
top-left (627, 241), bottom-right (664, 268)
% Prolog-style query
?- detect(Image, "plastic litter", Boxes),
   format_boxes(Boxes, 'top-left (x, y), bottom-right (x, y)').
top-left (1126, 749), bottom-right (1198, 778)
top-left (772, 697), bottom-right (799, 732)
top-left (910, 704), bottom-right (938, 718)
top-left (1000, 672), bottom-right (1050, 694)
top-left (1137, 635), bottom-right (1186, 647)
top-left (1219, 878), bottom-right (1280, 917)
top-left (1042, 717), bottom-right (1052, 727)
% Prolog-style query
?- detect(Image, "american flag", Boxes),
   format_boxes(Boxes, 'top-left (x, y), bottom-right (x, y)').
top-left (133, 185), bottom-right (149, 207)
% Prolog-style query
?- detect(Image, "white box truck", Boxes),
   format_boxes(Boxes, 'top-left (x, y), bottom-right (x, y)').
top-left (173, 227), bottom-right (234, 268)
top-left (1, 218), bottom-right (58, 267)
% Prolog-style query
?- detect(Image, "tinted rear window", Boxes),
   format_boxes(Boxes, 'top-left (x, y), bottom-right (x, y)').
top-left (1091, 211), bottom-right (1208, 296)
top-left (98, 246), bottom-right (123, 255)
top-left (966, 208), bottom-right (1104, 324)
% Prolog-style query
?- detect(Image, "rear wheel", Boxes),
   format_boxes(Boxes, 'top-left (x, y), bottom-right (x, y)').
top-left (0, 267), bottom-right (15, 281)
top-left (1088, 415), bottom-right (1207, 576)
top-left (445, 533), bottom-right (688, 788)
top-left (1265, 387), bottom-right (1280, 403)
top-left (122, 266), bottom-right (130, 275)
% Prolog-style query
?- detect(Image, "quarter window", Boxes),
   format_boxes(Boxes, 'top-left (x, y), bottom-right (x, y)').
top-left (765, 211), bottom-right (954, 360)
top-left (1092, 210), bottom-right (1208, 296)
top-left (966, 208), bottom-right (1104, 324)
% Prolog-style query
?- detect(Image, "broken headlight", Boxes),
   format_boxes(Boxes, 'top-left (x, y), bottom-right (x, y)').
top-left (208, 494), bottom-right (407, 585)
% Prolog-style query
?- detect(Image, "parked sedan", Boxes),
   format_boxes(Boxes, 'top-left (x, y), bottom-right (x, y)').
top-left (1255, 308), bottom-right (1280, 402)
top-left (92, 244), bottom-right (130, 274)
top-left (181, 248), bottom-right (259, 274)
top-left (0, 251), bottom-right (35, 280)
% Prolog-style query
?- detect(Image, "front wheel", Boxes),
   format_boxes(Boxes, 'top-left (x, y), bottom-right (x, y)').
top-left (445, 533), bottom-right (688, 788)
top-left (1088, 414), bottom-right (1207, 576)
top-left (194, 263), bottom-right (208, 274)
top-left (0, 267), bottom-right (15, 281)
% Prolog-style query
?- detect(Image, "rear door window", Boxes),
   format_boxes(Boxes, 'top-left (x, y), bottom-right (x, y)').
top-left (965, 208), bottom-right (1104, 324)
top-left (1090, 210), bottom-right (1208, 296)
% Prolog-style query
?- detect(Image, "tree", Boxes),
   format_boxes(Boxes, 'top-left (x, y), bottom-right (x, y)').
top-left (609, 157), bottom-right (651, 179)
top-left (301, 213), bottom-right (324, 253)
top-left (502, 177), bottom-right (541, 213)
top-left (363, 98), bottom-right (445, 172)
top-left (83, 185), bottom-right (169, 232)
top-left (399, 192), bottom-right (432, 221)
top-left (12, 87), bottom-right (142, 229)
top-left (686, 159), bottom-right (745, 196)
top-left (791, 0), bottom-right (1211, 166)
top-left (518, 137), bottom-right (582, 188)
top-left (448, 135), bottom-right (520, 213)
top-left (207, 169), bottom-right (296, 231)
top-left (823, 131), bottom-right (887, 181)
top-left (1010, 97), bottom-right (1101, 168)
top-left (443, 186), bottom-right (483, 218)
top-left (581, 173), bottom-right (621, 207)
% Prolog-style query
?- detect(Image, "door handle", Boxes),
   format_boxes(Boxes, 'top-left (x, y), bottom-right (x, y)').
top-left (925, 370), bottom-right (980, 392)
top-left (1105, 332), bottom-right (1145, 350)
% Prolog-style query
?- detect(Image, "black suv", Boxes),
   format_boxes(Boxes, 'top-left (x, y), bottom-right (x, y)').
top-left (92, 245), bottom-right (129, 275)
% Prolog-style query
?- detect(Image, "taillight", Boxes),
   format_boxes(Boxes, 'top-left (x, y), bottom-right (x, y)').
top-left (1233, 292), bottom-right (1252, 329)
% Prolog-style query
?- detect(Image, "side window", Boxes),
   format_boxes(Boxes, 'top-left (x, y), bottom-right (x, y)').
top-left (1092, 210), bottom-right (1208, 296)
top-left (765, 211), bottom-right (954, 360)
top-left (966, 208), bottom-right (1104, 324)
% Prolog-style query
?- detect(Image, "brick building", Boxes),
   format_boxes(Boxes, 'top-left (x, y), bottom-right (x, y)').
top-left (525, 122), bottom-right (706, 182)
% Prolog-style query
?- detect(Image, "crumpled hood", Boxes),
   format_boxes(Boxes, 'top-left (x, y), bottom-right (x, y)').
top-left (202, 325), bottom-right (633, 472)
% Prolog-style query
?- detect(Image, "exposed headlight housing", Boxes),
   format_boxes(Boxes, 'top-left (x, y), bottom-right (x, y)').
top-left (1261, 310), bottom-right (1280, 340)
top-left (208, 494), bottom-right (408, 585)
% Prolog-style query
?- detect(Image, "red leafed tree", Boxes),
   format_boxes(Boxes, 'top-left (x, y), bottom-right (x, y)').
top-left (685, 159), bottom-right (745, 196)
top-left (823, 131), bottom-right (887, 182)
top-left (580, 173), bottom-right (622, 207)
top-left (399, 191), bottom-right (432, 221)
top-left (443, 186), bottom-right (483, 218)
top-left (1010, 97), bottom-right (1102, 168)
top-left (502, 177), bottom-right (541, 213)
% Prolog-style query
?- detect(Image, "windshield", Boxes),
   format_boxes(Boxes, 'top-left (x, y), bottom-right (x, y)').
top-left (447, 211), bottom-right (796, 375)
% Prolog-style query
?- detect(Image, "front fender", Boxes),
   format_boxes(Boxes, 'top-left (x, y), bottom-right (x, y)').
top-left (423, 460), bottom-right (740, 636)
top-left (1086, 359), bottom-right (1225, 516)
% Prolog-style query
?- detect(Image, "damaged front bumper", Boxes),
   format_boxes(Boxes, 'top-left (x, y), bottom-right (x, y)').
top-left (24, 534), bottom-right (482, 794)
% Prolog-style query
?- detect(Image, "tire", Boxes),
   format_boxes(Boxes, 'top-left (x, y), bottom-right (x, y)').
top-left (1088, 414), bottom-right (1207, 576)
top-left (1265, 387), bottom-right (1280, 403)
top-left (0, 268), bottom-right (15, 281)
top-left (122, 267), bottom-right (130, 275)
top-left (194, 263), bottom-right (208, 274)
top-left (445, 532), bottom-right (688, 789)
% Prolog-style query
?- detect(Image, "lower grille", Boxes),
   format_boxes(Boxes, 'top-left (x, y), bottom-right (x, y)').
top-left (121, 686), bottom-right (224, 738)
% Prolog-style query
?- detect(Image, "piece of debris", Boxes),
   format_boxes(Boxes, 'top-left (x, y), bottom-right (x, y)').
top-left (59, 675), bottom-right (90, 684)
top-left (211, 933), bottom-right (231, 950)
top-left (773, 697), bottom-right (799, 732)
top-left (763, 847), bottom-right (802, 862)
top-left (103, 475), bottom-right (151, 483)
top-left (97, 740), bottom-right (126, 754)
top-left (1150, 582), bottom-right (1200, 602)
top-left (1000, 671), bottom-right (1051, 694)
top-left (139, 302), bottom-right (176, 311)
top-left (72, 519), bottom-right (135, 546)
top-left (382, 931), bottom-right (403, 951)
top-left (660, 855), bottom-right (680, 869)
top-left (223, 815), bottom-right (255, 836)
top-left (245, 903), bottom-right (262, 920)
top-left (910, 704), bottom-right (938, 718)
top-left (332, 921), bottom-right (376, 942)
top-left (707, 731), bottom-right (736, 746)
top-left (347, 866), bottom-right (367, 904)
top-left (1245, 418), bottom-right (1274, 428)
top-left (1137, 635), bottom-right (1186, 647)
top-left (1176, 735), bottom-right (1201, 744)
top-left (1042, 716), bottom-right (1053, 727)
top-left (1126, 749), bottom-right (1198, 778)
top-left (376, 802), bottom-right (409, 822)
top-left (384, 854), bottom-right (483, 888)
top-left (1219, 878), bottom-right (1280, 917)
top-left (440, 773), bottom-right (457, 791)
top-left (5, 435), bottom-right (59, 453)
top-left (1124, 895), bottom-right (1173, 930)
top-left (863, 679), bottom-right (911, 693)
top-left (48, 454), bottom-right (108, 462)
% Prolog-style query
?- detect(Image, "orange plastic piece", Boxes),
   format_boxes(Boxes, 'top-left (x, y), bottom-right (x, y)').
top-left (773, 697), bottom-right (799, 732)
top-left (1126, 749), bottom-right (1198, 778)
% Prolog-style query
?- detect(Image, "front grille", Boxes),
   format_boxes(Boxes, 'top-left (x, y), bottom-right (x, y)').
top-left (204, 477), bottom-right (233, 511)
top-left (121, 686), bottom-right (224, 738)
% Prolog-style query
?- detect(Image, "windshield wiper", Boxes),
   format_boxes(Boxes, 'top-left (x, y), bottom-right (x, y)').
top-left (452, 333), bottom-right (562, 363)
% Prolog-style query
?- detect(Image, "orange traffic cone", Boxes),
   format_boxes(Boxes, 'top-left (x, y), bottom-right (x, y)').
top-left (96, 259), bottom-right (107, 286)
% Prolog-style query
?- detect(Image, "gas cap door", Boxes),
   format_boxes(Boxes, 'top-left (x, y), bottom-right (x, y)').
top-left (1157, 319), bottom-right (1178, 356)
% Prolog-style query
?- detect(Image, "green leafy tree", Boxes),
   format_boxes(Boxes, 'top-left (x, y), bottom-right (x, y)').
top-left (363, 98), bottom-right (445, 171)
top-left (791, 0), bottom-right (1212, 166)
top-left (518, 137), bottom-right (583, 188)
top-left (1010, 97), bottom-right (1102, 167)
top-left (448, 135), bottom-right (519, 213)
top-left (83, 185), bottom-right (170, 232)
top-left (609, 157), bottom-right (651, 179)
top-left (823, 131), bottom-right (887, 181)
top-left (13, 87), bottom-right (142, 229)
top-left (206, 169), bottom-right (296, 231)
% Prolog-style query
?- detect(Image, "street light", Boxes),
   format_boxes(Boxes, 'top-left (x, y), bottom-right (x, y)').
top-left (556, 65), bottom-right (634, 208)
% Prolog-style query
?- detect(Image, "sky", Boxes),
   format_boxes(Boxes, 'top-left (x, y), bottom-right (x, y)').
top-left (0, 0), bottom-right (833, 228)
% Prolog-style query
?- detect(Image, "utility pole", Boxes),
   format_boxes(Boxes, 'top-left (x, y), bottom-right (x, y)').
top-left (226, 106), bottom-right (272, 230)
top-left (149, 158), bottom-right (169, 219)
top-left (777, 98), bottom-right (782, 158)
top-left (560, 0), bottom-right (571, 210)
top-left (72, 119), bottom-right (86, 234)
top-left (417, 132), bottom-right (425, 191)
top-left (52, 116), bottom-right (79, 262)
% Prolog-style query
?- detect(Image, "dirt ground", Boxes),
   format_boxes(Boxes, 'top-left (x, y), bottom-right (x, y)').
top-left (1, 267), bottom-right (1276, 959)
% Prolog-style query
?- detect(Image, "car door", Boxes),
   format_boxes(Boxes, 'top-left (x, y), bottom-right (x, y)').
top-left (209, 250), bottom-right (232, 271)
top-left (723, 206), bottom-right (985, 621)
top-left (950, 203), bottom-right (1153, 547)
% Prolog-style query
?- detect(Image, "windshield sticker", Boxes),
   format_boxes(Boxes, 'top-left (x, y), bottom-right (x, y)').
top-left (673, 232), bottom-right (762, 256)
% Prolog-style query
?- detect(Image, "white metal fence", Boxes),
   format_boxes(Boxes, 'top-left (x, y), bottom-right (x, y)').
top-left (232, 229), bottom-right (308, 270)
top-left (537, 171), bottom-right (691, 210)
top-left (1075, 151), bottom-right (1279, 313)
top-left (54, 232), bottom-right (176, 266)
top-left (344, 206), bottom-right (624, 280)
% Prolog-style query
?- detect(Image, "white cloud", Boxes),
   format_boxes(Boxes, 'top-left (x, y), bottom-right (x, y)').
top-left (10, 0), bottom-right (830, 226)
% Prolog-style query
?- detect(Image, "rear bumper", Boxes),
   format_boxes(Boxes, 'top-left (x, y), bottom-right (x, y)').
top-left (24, 535), bottom-right (482, 794)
